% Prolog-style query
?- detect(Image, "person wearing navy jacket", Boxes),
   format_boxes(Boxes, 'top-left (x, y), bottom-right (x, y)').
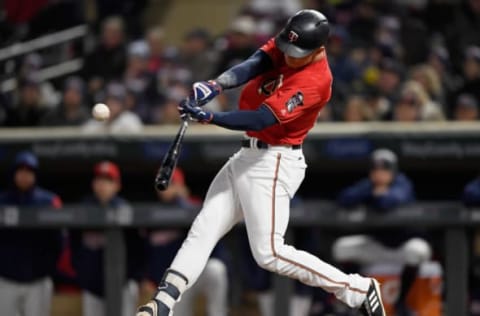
top-left (337, 151), bottom-right (415, 211)
top-left (70, 161), bottom-right (144, 316)
top-left (463, 177), bottom-right (480, 207)
top-left (0, 151), bottom-right (62, 316)
top-left (333, 149), bottom-right (432, 313)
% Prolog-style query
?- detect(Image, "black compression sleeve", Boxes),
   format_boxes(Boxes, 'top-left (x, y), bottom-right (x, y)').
top-left (215, 50), bottom-right (273, 89)
top-left (211, 105), bottom-right (278, 131)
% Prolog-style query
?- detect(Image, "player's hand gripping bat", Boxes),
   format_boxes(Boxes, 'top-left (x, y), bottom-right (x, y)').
top-left (154, 118), bottom-right (189, 191)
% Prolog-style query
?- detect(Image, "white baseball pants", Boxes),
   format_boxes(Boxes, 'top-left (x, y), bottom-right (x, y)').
top-left (170, 146), bottom-right (370, 308)
top-left (0, 277), bottom-right (52, 316)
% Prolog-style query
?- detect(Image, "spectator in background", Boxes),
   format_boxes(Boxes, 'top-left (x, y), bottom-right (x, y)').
top-left (398, 81), bottom-right (445, 121)
top-left (5, 76), bottom-right (49, 126)
top-left (446, 0), bottom-right (480, 71)
top-left (392, 92), bottom-right (421, 122)
top-left (143, 168), bottom-right (229, 316)
top-left (124, 40), bottom-right (157, 122)
top-left (41, 76), bottom-right (89, 126)
top-left (410, 64), bottom-right (444, 105)
top-left (348, 1), bottom-right (377, 46)
top-left (151, 83), bottom-right (189, 125)
top-left (246, 0), bottom-right (302, 18)
top-left (83, 82), bottom-right (143, 133)
top-left (0, 151), bottom-right (62, 316)
top-left (146, 26), bottom-right (165, 74)
top-left (213, 15), bottom-right (258, 111)
top-left (453, 93), bottom-right (479, 121)
top-left (363, 88), bottom-right (391, 121)
top-left (456, 46), bottom-right (480, 103)
top-left (83, 16), bottom-right (127, 100)
top-left (376, 59), bottom-right (404, 106)
top-left (215, 16), bottom-right (258, 75)
top-left (327, 26), bottom-right (360, 103)
top-left (334, 149), bottom-right (431, 314)
top-left (464, 175), bottom-right (480, 207)
top-left (94, 0), bottom-right (147, 38)
top-left (342, 95), bottom-right (369, 122)
top-left (16, 53), bottom-right (59, 108)
top-left (71, 161), bottom-right (144, 316)
top-left (427, 47), bottom-right (461, 104)
top-left (180, 28), bottom-right (217, 82)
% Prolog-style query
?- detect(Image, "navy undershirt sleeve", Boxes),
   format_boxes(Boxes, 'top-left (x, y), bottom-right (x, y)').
top-left (211, 105), bottom-right (278, 131)
top-left (215, 50), bottom-right (273, 89)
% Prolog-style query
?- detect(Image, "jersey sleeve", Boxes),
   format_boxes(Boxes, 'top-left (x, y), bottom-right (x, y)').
top-left (263, 76), bottom-right (328, 124)
top-left (260, 38), bottom-right (284, 68)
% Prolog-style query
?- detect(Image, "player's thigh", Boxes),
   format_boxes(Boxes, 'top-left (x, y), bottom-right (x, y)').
top-left (24, 277), bottom-right (52, 316)
top-left (236, 174), bottom-right (292, 260)
top-left (0, 277), bottom-right (20, 315)
top-left (194, 160), bottom-right (243, 239)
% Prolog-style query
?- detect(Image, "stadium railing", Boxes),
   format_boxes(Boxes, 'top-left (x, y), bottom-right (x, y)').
top-left (0, 25), bottom-right (87, 93)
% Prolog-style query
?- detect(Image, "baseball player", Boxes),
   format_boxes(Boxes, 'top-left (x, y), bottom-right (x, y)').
top-left (138, 10), bottom-right (386, 316)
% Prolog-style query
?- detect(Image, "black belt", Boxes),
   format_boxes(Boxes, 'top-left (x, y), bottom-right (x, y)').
top-left (241, 139), bottom-right (302, 150)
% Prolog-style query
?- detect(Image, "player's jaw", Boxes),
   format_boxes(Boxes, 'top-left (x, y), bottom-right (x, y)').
top-left (284, 47), bottom-right (325, 69)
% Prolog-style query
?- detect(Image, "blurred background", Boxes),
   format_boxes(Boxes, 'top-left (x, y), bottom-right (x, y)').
top-left (0, 0), bottom-right (479, 315)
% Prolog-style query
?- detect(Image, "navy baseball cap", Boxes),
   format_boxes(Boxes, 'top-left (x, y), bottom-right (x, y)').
top-left (14, 151), bottom-right (39, 170)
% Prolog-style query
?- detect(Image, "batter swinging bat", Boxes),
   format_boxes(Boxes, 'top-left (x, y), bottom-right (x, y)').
top-left (155, 119), bottom-right (189, 191)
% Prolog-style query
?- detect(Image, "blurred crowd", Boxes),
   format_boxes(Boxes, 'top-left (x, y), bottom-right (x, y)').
top-left (0, 0), bottom-right (479, 130)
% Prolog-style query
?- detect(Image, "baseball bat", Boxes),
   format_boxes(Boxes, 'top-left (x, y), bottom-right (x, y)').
top-left (154, 119), bottom-right (189, 191)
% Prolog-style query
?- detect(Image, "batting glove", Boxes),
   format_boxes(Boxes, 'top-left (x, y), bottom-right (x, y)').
top-left (191, 80), bottom-right (222, 106)
top-left (178, 98), bottom-right (213, 123)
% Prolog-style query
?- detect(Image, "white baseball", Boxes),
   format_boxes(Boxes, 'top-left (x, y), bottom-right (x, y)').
top-left (92, 103), bottom-right (110, 121)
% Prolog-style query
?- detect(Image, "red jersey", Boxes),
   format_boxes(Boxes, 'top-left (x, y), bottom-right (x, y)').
top-left (239, 38), bottom-right (332, 145)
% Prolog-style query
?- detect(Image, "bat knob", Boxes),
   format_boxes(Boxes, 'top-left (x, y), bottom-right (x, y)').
top-left (155, 178), bottom-right (169, 191)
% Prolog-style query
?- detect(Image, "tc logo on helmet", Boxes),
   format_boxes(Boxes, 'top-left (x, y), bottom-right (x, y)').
top-left (288, 30), bottom-right (299, 42)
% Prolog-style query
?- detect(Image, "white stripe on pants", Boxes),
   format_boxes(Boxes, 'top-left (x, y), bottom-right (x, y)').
top-left (82, 280), bottom-right (139, 316)
top-left (170, 148), bottom-right (370, 308)
top-left (0, 277), bottom-right (52, 316)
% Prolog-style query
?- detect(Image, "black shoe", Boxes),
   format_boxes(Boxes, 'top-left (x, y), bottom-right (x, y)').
top-left (136, 299), bottom-right (171, 316)
top-left (359, 279), bottom-right (386, 316)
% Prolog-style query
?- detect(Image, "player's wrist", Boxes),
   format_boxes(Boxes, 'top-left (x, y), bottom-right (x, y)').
top-left (207, 80), bottom-right (223, 92)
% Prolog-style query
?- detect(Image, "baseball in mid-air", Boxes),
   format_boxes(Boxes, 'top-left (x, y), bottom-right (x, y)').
top-left (92, 103), bottom-right (110, 121)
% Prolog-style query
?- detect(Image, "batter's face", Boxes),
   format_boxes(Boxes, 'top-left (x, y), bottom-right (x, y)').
top-left (284, 48), bottom-right (324, 69)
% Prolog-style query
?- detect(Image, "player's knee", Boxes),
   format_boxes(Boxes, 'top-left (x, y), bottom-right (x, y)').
top-left (252, 251), bottom-right (278, 272)
top-left (202, 258), bottom-right (228, 286)
top-left (402, 238), bottom-right (432, 265)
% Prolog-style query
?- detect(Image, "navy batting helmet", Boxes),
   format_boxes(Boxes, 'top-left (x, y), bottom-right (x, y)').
top-left (275, 10), bottom-right (330, 58)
